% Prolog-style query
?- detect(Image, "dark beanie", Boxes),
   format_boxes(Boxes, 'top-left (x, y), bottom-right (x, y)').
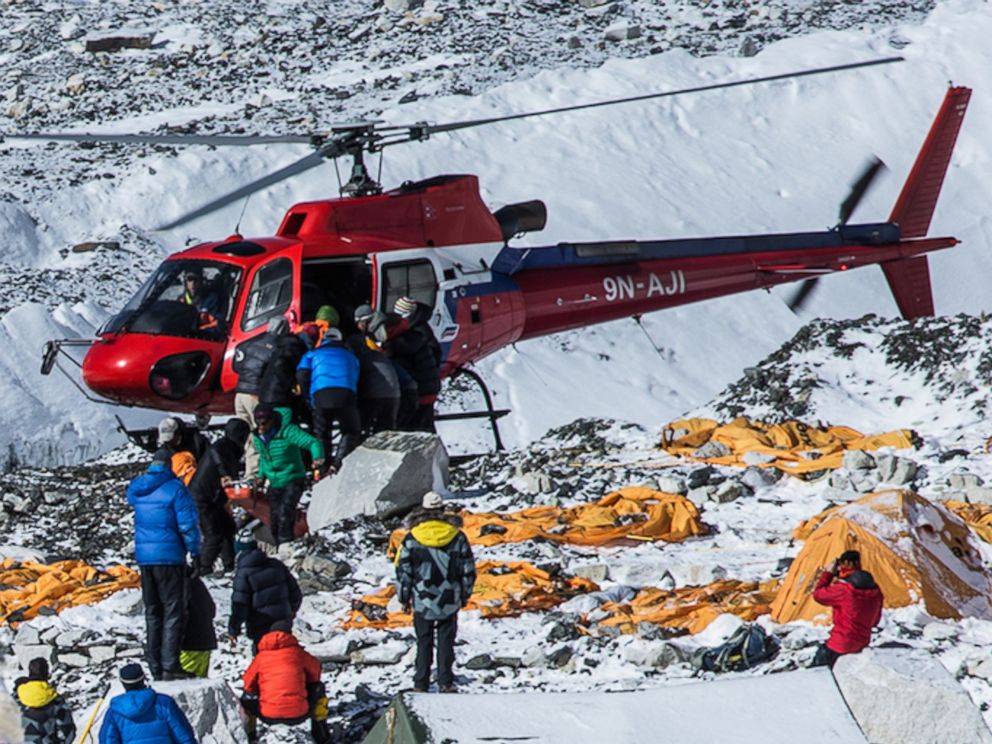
top-left (270, 619), bottom-right (293, 634)
top-left (254, 404), bottom-right (276, 422)
top-left (224, 418), bottom-right (250, 447)
top-left (119, 663), bottom-right (146, 690)
top-left (27, 657), bottom-right (49, 681)
top-left (151, 448), bottom-right (172, 465)
top-left (839, 550), bottom-right (861, 565)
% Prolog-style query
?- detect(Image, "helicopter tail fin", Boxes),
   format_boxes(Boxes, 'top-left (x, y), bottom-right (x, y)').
top-left (881, 86), bottom-right (970, 319)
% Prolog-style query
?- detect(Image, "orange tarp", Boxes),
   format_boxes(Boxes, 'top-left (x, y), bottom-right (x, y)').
top-left (598, 578), bottom-right (780, 635)
top-left (944, 501), bottom-right (992, 545)
top-left (771, 491), bottom-right (992, 624)
top-left (662, 417), bottom-right (917, 475)
top-left (388, 487), bottom-right (707, 557)
top-left (0, 560), bottom-right (140, 626)
top-left (343, 561), bottom-right (598, 630)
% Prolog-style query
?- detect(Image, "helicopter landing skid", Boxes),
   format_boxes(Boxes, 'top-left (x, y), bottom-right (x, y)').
top-left (41, 338), bottom-right (121, 406)
top-left (437, 367), bottom-right (510, 461)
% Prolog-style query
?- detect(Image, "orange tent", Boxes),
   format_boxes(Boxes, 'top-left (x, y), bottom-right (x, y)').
top-left (388, 486), bottom-right (707, 556)
top-left (598, 578), bottom-right (780, 635)
top-left (944, 501), bottom-right (992, 545)
top-left (344, 560), bottom-right (598, 630)
top-left (662, 417), bottom-right (917, 475)
top-left (0, 560), bottom-right (140, 626)
top-left (771, 491), bottom-right (992, 624)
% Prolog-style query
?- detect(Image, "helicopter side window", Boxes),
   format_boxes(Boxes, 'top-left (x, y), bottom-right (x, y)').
top-left (241, 258), bottom-right (293, 332)
top-left (381, 260), bottom-right (437, 315)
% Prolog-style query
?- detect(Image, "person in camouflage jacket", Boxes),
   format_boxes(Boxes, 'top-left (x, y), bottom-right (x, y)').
top-left (395, 492), bottom-right (475, 693)
top-left (14, 658), bottom-right (76, 744)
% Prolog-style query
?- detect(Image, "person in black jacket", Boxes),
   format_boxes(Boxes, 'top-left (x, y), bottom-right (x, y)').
top-left (346, 330), bottom-right (401, 437)
top-left (383, 297), bottom-right (442, 432)
top-left (228, 530), bottom-right (303, 651)
top-left (234, 316), bottom-right (289, 480)
top-left (179, 575), bottom-right (217, 678)
top-left (189, 419), bottom-right (250, 575)
top-left (14, 657), bottom-right (76, 744)
top-left (258, 325), bottom-right (314, 423)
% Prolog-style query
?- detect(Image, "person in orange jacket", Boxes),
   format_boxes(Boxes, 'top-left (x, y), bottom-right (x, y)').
top-left (240, 620), bottom-right (331, 744)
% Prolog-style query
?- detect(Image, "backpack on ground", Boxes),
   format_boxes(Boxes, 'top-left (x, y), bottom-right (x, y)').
top-left (690, 623), bottom-right (779, 673)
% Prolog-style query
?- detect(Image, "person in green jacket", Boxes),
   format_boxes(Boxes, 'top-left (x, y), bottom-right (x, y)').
top-left (252, 404), bottom-right (324, 545)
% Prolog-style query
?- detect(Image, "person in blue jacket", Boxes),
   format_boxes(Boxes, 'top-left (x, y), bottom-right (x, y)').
top-left (126, 449), bottom-right (201, 681)
top-left (99, 664), bottom-right (196, 744)
top-left (296, 327), bottom-right (361, 472)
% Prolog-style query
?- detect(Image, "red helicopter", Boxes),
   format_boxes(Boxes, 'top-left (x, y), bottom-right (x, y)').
top-left (24, 58), bottom-right (968, 441)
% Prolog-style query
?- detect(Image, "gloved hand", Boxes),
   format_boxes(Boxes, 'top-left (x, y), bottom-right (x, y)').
top-left (312, 696), bottom-right (330, 721)
top-left (187, 559), bottom-right (201, 579)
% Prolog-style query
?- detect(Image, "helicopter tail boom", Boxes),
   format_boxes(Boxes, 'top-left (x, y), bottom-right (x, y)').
top-left (880, 85), bottom-right (970, 318)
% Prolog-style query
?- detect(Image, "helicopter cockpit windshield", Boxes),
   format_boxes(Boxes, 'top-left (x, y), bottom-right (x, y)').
top-left (102, 260), bottom-right (242, 340)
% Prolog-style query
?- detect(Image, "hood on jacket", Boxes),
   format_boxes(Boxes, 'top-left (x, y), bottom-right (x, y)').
top-left (15, 679), bottom-right (57, 708)
top-left (110, 687), bottom-right (157, 719)
top-left (257, 630), bottom-right (300, 652)
top-left (127, 464), bottom-right (176, 499)
top-left (224, 418), bottom-right (251, 448)
top-left (410, 520), bottom-right (460, 548)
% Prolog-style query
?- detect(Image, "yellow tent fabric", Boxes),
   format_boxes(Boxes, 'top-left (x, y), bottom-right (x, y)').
top-left (771, 491), bottom-right (992, 624)
top-left (597, 579), bottom-right (780, 635)
top-left (0, 560), bottom-right (140, 626)
top-left (343, 561), bottom-right (599, 630)
top-left (662, 417), bottom-right (917, 475)
top-left (944, 501), bottom-right (992, 545)
top-left (388, 487), bottom-right (707, 556)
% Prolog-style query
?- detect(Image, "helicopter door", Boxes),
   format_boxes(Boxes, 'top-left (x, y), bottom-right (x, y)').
top-left (375, 256), bottom-right (463, 351)
top-left (221, 246), bottom-right (301, 392)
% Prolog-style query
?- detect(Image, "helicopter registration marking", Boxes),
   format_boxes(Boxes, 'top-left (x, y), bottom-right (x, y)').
top-left (603, 271), bottom-right (686, 302)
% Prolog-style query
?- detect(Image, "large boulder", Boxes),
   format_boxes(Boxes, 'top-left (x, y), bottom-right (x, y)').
top-left (833, 648), bottom-right (992, 744)
top-left (307, 431), bottom-right (449, 530)
top-left (86, 678), bottom-right (244, 744)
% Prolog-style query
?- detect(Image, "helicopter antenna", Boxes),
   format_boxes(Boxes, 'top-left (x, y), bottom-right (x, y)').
top-left (233, 194), bottom-right (251, 236)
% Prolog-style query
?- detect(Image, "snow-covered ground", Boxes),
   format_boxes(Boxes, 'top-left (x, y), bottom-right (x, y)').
top-left (5, 1), bottom-right (992, 742)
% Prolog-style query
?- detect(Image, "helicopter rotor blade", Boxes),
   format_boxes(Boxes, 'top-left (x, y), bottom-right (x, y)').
top-left (415, 57), bottom-right (904, 138)
top-left (786, 278), bottom-right (819, 314)
top-left (837, 156), bottom-right (887, 227)
top-left (3, 132), bottom-right (314, 146)
top-left (156, 149), bottom-right (329, 231)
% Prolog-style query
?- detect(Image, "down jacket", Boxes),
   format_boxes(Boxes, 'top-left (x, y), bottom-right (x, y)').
top-left (242, 630), bottom-right (322, 721)
top-left (229, 548), bottom-right (303, 641)
top-left (395, 510), bottom-right (476, 621)
top-left (252, 407), bottom-right (324, 489)
top-left (812, 569), bottom-right (884, 655)
top-left (126, 462), bottom-right (201, 566)
top-left (383, 303), bottom-right (442, 397)
top-left (14, 678), bottom-right (76, 744)
top-left (98, 688), bottom-right (196, 744)
top-left (296, 340), bottom-right (360, 400)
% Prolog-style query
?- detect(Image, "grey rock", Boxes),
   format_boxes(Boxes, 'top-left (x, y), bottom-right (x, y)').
top-left (877, 455), bottom-right (917, 485)
top-left (921, 622), bottom-right (958, 643)
top-left (740, 466), bottom-right (779, 490)
top-left (686, 466), bottom-right (716, 489)
top-left (576, 0), bottom-right (609, 7)
top-left (821, 486), bottom-right (862, 503)
top-left (308, 431), bottom-right (449, 529)
top-left (14, 624), bottom-right (40, 646)
top-left (711, 481), bottom-right (744, 504)
top-left (572, 564), bottom-right (609, 583)
top-left (738, 36), bottom-right (762, 57)
top-left (299, 554), bottom-right (352, 578)
top-left (465, 653), bottom-right (494, 670)
top-left (849, 468), bottom-right (881, 493)
top-left (741, 451), bottom-right (776, 466)
top-left (604, 21), bottom-right (641, 41)
top-left (14, 644), bottom-right (53, 672)
top-left (57, 652), bottom-right (89, 668)
top-left (492, 656), bottom-right (521, 669)
top-left (965, 657), bottom-right (992, 681)
top-left (546, 646), bottom-right (573, 668)
top-left (834, 648), bottom-right (992, 744)
top-left (650, 642), bottom-right (686, 669)
top-left (947, 471), bottom-right (983, 490)
top-left (86, 645), bottom-right (117, 664)
top-left (693, 441), bottom-right (731, 459)
top-left (349, 642), bottom-right (409, 665)
top-left (964, 486), bottom-right (992, 506)
top-left (655, 475), bottom-right (686, 494)
top-left (519, 471), bottom-right (555, 494)
top-left (842, 449), bottom-right (875, 471)
top-left (687, 485), bottom-right (716, 508)
top-left (521, 645), bottom-right (545, 668)
top-left (54, 629), bottom-right (87, 648)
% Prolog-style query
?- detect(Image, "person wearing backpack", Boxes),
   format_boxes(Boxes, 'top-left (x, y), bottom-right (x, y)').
top-left (395, 492), bottom-right (475, 692)
top-left (811, 550), bottom-right (884, 668)
top-left (14, 658), bottom-right (76, 744)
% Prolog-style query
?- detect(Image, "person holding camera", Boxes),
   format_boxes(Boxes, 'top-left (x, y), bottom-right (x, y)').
top-left (811, 549), bottom-right (884, 668)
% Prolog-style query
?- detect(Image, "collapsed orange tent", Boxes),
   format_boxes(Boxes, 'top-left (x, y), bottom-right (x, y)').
top-left (771, 491), bottom-right (992, 624)
top-left (344, 560), bottom-right (598, 630)
top-left (662, 417), bottom-right (917, 475)
top-left (944, 501), bottom-right (992, 545)
top-left (598, 578), bottom-right (780, 635)
top-left (388, 486), bottom-right (707, 557)
top-left (0, 560), bottom-right (140, 626)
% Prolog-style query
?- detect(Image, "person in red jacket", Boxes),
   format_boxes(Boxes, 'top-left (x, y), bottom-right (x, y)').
top-left (810, 550), bottom-right (884, 668)
top-left (240, 620), bottom-right (331, 744)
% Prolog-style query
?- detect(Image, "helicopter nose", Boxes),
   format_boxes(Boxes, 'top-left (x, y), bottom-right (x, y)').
top-left (82, 335), bottom-right (219, 407)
